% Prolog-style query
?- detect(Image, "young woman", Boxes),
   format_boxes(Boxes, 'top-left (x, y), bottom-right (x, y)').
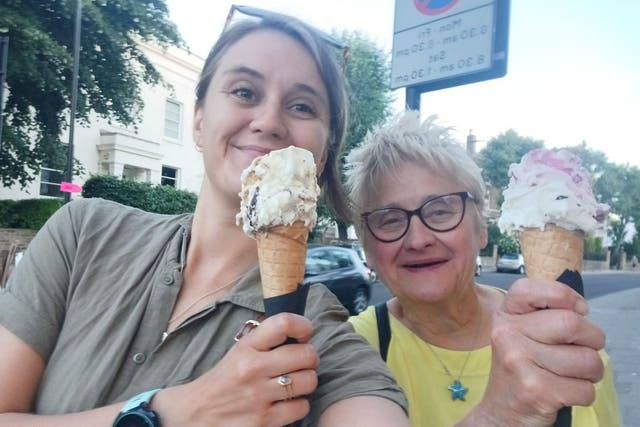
top-left (0, 12), bottom-right (408, 427)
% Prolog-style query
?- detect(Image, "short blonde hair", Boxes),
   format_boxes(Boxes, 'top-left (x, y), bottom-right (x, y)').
top-left (345, 111), bottom-right (486, 232)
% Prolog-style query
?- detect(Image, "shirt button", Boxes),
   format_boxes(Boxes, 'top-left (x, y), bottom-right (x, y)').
top-left (163, 273), bottom-right (174, 286)
top-left (132, 353), bottom-right (146, 364)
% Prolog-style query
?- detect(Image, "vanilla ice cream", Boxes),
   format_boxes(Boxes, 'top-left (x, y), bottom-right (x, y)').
top-left (498, 148), bottom-right (609, 234)
top-left (236, 146), bottom-right (320, 238)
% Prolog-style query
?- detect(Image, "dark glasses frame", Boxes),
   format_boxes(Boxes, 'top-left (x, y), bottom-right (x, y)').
top-left (223, 4), bottom-right (350, 72)
top-left (361, 191), bottom-right (475, 243)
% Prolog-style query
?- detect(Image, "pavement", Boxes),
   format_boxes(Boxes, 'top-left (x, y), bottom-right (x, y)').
top-left (588, 287), bottom-right (640, 426)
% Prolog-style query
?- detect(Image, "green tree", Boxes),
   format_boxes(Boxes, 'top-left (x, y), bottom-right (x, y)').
top-left (497, 233), bottom-right (520, 255)
top-left (316, 30), bottom-right (393, 240)
top-left (478, 129), bottom-right (544, 190)
top-left (561, 141), bottom-right (610, 203)
top-left (0, 0), bottom-right (182, 188)
top-left (597, 163), bottom-right (640, 268)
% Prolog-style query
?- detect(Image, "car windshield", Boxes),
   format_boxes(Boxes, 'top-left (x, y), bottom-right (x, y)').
top-left (503, 254), bottom-right (519, 259)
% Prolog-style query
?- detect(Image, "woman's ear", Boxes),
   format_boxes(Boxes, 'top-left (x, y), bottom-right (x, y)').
top-left (193, 105), bottom-right (204, 150)
top-left (479, 226), bottom-right (488, 250)
top-left (317, 149), bottom-right (328, 176)
top-left (316, 142), bottom-right (330, 176)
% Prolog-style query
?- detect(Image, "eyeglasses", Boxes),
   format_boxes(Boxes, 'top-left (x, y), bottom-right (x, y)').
top-left (223, 5), bottom-right (349, 72)
top-left (362, 192), bottom-right (475, 243)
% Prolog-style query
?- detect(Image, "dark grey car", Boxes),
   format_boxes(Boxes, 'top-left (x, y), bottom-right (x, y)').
top-left (303, 245), bottom-right (375, 315)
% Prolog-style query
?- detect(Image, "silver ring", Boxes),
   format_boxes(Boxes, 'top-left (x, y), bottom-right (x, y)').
top-left (234, 319), bottom-right (260, 342)
top-left (277, 375), bottom-right (294, 400)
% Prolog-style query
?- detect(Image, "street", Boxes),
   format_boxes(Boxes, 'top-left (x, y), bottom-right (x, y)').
top-left (367, 271), bottom-right (640, 426)
top-left (370, 271), bottom-right (640, 304)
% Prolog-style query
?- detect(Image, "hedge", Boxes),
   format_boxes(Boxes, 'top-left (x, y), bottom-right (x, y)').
top-left (0, 198), bottom-right (64, 229)
top-left (82, 175), bottom-right (197, 214)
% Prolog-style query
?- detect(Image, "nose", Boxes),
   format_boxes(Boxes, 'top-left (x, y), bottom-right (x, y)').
top-left (249, 100), bottom-right (288, 140)
top-left (402, 215), bottom-right (437, 250)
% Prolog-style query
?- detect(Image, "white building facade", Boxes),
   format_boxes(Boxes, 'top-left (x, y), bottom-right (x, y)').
top-left (1, 44), bottom-right (205, 200)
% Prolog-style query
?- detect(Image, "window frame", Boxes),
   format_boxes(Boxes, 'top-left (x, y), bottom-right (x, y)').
top-left (39, 167), bottom-right (65, 198)
top-left (164, 98), bottom-right (183, 140)
top-left (161, 165), bottom-right (179, 187)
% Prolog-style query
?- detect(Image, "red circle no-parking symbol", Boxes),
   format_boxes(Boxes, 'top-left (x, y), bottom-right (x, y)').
top-left (413, 0), bottom-right (460, 16)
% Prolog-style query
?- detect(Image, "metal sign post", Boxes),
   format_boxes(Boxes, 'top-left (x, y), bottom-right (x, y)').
top-left (64, 0), bottom-right (82, 203)
top-left (0, 32), bottom-right (9, 151)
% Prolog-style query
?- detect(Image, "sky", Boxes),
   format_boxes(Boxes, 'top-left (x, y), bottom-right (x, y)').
top-left (166, 0), bottom-right (640, 167)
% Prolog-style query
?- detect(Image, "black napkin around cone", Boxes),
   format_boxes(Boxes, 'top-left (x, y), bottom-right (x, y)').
top-left (263, 283), bottom-right (310, 346)
top-left (263, 283), bottom-right (310, 317)
top-left (554, 269), bottom-right (584, 427)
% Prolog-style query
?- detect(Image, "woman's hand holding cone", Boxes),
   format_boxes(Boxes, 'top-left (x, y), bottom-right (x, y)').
top-left (458, 279), bottom-right (605, 427)
top-left (152, 313), bottom-right (319, 427)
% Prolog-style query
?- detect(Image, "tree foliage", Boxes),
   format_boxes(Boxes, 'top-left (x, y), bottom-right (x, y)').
top-left (0, 198), bottom-right (64, 229)
top-left (477, 129), bottom-right (544, 190)
top-left (479, 133), bottom-right (640, 266)
top-left (598, 163), bottom-right (640, 267)
top-left (316, 30), bottom-right (393, 239)
top-left (497, 233), bottom-right (520, 255)
top-left (560, 143), bottom-right (640, 267)
top-left (0, 0), bottom-right (182, 188)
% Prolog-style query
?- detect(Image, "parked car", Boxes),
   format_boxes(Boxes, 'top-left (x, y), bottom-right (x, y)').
top-left (303, 245), bottom-right (375, 314)
top-left (496, 253), bottom-right (526, 274)
top-left (476, 255), bottom-right (482, 276)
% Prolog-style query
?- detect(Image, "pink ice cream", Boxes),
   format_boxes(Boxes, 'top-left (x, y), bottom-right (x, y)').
top-left (498, 148), bottom-right (609, 234)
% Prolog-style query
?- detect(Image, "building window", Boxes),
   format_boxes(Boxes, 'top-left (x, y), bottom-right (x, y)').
top-left (164, 99), bottom-right (182, 140)
top-left (40, 167), bottom-right (64, 197)
top-left (161, 166), bottom-right (178, 187)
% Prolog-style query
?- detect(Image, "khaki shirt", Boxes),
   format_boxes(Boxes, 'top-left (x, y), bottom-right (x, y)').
top-left (0, 199), bottom-right (406, 425)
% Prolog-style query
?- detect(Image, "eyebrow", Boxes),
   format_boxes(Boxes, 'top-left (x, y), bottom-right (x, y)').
top-left (222, 65), bottom-right (326, 102)
top-left (223, 65), bottom-right (264, 80)
top-left (376, 194), bottom-right (450, 210)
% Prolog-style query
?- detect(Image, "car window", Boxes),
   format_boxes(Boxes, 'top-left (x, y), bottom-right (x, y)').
top-left (331, 249), bottom-right (354, 268)
top-left (306, 249), bottom-right (340, 273)
top-left (305, 257), bottom-right (332, 275)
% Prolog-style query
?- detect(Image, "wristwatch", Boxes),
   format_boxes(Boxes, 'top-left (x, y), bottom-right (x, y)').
top-left (112, 389), bottom-right (162, 427)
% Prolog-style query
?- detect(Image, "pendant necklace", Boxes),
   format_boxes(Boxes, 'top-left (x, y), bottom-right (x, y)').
top-left (423, 313), bottom-right (482, 402)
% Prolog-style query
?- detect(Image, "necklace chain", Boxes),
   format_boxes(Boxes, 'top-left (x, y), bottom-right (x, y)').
top-left (423, 340), bottom-right (473, 380)
top-left (167, 271), bottom-right (248, 326)
top-left (421, 311), bottom-right (483, 401)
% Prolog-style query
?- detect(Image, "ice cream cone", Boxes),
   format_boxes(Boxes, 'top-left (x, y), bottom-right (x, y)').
top-left (519, 224), bottom-right (584, 280)
top-left (257, 221), bottom-right (309, 298)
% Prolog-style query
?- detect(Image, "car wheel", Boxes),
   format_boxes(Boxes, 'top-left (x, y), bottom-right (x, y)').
top-left (518, 265), bottom-right (525, 275)
top-left (351, 286), bottom-right (369, 315)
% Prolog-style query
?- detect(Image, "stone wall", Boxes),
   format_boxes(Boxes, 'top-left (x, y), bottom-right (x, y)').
top-left (0, 228), bottom-right (38, 286)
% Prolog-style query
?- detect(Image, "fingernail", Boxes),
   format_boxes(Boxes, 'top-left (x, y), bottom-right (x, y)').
top-left (574, 298), bottom-right (589, 315)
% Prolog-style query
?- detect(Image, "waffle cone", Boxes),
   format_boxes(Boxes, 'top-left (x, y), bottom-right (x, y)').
top-left (257, 221), bottom-right (309, 298)
top-left (519, 224), bottom-right (584, 280)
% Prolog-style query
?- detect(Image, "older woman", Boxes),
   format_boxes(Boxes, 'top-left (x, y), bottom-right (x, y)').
top-left (0, 9), bottom-right (409, 427)
top-left (347, 112), bottom-right (621, 426)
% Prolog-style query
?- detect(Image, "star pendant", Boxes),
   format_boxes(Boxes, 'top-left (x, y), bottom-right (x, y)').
top-left (448, 380), bottom-right (468, 401)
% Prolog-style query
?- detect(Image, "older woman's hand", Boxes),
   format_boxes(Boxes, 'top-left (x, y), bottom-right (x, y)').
top-left (459, 278), bottom-right (605, 427)
top-left (153, 313), bottom-right (319, 427)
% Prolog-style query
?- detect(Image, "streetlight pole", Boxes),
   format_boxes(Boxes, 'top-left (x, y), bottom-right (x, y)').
top-left (0, 31), bottom-right (9, 152)
top-left (64, 0), bottom-right (82, 203)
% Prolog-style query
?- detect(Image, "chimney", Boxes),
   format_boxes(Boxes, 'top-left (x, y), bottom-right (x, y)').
top-left (466, 130), bottom-right (477, 157)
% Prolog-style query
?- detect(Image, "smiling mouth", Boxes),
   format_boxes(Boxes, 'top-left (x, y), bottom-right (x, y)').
top-left (238, 145), bottom-right (273, 156)
top-left (404, 259), bottom-right (447, 269)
